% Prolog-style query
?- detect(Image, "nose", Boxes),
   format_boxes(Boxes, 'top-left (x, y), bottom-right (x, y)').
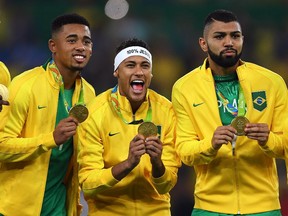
top-left (75, 42), bottom-right (86, 51)
top-left (224, 36), bottom-right (233, 47)
top-left (135, 65), bottom-right (144, 75)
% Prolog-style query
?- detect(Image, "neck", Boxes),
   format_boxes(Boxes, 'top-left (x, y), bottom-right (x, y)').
top-left (130, 100), bottom-right (143, 114)
top-left (62, 73), bottom-right (78, 89)
top-left (57, 66), bottom-right (79, 89)
top-left (208, 60), bottom-right (239, 76)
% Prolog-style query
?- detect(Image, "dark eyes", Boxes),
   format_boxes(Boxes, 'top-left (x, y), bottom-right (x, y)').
top-left (231, 34), bottom-right (241, 38)
top-left (67, 38), bottom-right (92, 45)
top-left (214, 34), bottom-right (241, 39)
top-left (126, 63), bottom-right (150, 69)
top-left (142, 64), bottom-right (150, 69)
top-left (84, 40), bottom-right (92, 45)
top-left (215, 35), bottom-right (224, 39)
top-left (67, 39), bottom-right (77, 43)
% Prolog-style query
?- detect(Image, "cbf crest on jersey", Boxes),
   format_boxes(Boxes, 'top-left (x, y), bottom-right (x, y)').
top-left (252, 91), bottom-right (267, 111)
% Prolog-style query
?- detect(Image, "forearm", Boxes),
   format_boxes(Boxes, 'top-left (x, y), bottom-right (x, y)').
top-left (151, 160), bottom-right (165, 178)
top-left (152, 166), bottom-right (178, 194)
top-left (0, 132), bottom-right (56, 162)
top-left (111, 160), bottom-right (134, 181)
top-left (260, 132), bottom-right (285, 158)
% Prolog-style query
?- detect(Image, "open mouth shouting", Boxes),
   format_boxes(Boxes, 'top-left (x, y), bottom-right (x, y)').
top-left (130, 79), bottom-right (144, 94)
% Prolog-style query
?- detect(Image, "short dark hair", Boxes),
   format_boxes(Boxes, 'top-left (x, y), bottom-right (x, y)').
top-left (204, 9), bottom-right (239, 27)
top-left (116, 38), bottom-right (150, 55)
top-left (51, 13), bottom-right (90, 36)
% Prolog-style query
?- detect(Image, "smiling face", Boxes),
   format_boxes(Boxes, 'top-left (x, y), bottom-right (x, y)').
top-left (113, 55), bottom-right (152, 110)
top-left (199, 20), bottom-right (244, 73)
top-left (48, 23), bottom-right (93, 74)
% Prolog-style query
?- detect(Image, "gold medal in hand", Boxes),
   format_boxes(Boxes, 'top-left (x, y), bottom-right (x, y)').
top-left (231, 116), bottom-right (249, 136)
top-left (138, 122), bottom-right (158, 138)
top-left (69, 104), bottom-right (89, 123)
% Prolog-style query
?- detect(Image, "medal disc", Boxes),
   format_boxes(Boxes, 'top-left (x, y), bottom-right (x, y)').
top-left (138, 122), bottom-right (158, 138)
top-left (69, 104), bottom-right (89, 123)
top-left (231, 116), bottom-right (249, 136)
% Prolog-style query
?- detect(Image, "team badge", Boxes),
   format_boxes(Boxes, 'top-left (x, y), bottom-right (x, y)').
top-left (252, 91), bottom-right (267, 111)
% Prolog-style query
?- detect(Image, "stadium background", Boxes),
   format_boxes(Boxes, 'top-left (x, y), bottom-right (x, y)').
top-left (0, 0), bottom-right (288, 215)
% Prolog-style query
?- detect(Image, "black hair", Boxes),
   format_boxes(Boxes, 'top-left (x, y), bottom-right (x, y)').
top-left (116, 38), bottom-right (150, 54)
top-left (51, 13), bottom-right (90, 36)
top-left (204, 9), bottom-right (239, 27)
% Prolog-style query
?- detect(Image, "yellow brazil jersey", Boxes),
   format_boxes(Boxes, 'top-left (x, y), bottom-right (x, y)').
top-left (172, 58), bottom-right (288, 214)
top-left (78, 88), bottom-right (181, 216)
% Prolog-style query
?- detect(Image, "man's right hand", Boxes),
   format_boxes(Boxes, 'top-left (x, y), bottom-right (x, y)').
top-left (53, 116), bottom-right (79, 145)
top-left (212, 125), bottom-right (236, 150)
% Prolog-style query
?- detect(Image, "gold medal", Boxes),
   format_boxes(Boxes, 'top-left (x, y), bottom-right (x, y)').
top-left (231, 116), bottom-right (249, 136)
top-left (69, 104), bottom-right (89, 123)
top-left (138, 122), bottom-right (158, 138)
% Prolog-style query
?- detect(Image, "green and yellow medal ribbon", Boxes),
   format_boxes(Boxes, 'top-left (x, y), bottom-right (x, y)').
top-left (48, 60), bottom-right (85, 113)
top-left (110, 85), bottom-right (152, 124)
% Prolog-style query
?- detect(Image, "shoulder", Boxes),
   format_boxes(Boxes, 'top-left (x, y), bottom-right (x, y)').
top-left (244, 62), bottom-right (274, 74)
top-left (87, 89), bottom-right (112, 113)
top-left (173, 66), bottom-right (202, 90)
top-left (12, 66), bottom-right (45, 83)
top-left (10, 66), bottom-right (45, 90)
top-left (148, 89), bottom-right (173, 109)
top-left (0, 61), bottom-right (11, 86)
top-left (242, 62), bottom-right (285, 83)
top-left (81, 77), bottom-right (96, 97)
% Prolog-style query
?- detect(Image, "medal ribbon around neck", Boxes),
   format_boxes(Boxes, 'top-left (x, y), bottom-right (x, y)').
top-left (110, 85), bottom-right (152, 124)
top-left (48, 60), bottom-right (85, 113)
top-left (216, 84), bottom-right (246, 117)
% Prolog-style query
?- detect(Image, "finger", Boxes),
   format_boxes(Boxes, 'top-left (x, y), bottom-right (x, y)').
top-left (130, 142), bottom-right (145, 152)
top-left (0, 100), bottom-right (9, 106)
top-left (132, 134), bottom-right (145, 143)
top-left (64, 126), bottom-right (77, 133)
top-left (145, 136), bottom-right (158, 141)
top-left (246, 132), bottom-right (269, 140)
top-left (66, 116), bottom-right (79, 125)
top-left (246, 123), bottom-right (268, 130)
top-left (64, 130), bottom-right (77, 137)
top-left (214, 130), bottom-right (235, 140)
top-left (215, 133), bottom-right (235, 142)
top-left (146, 145), bottom-right (161, 156)
top-left (146, 143), bottom-right (159, 151)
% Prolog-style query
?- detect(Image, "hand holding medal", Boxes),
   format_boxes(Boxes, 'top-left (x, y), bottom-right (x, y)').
top-left (231, 116), bottom-right (249, 136)
top-left (138, 122), bottom-right (158, 138)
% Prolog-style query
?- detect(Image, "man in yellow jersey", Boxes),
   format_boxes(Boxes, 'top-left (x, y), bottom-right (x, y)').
top-left (172, 9), bottom-right (287, 216)
top-left (0, 13), bottom-right (95, 216)
top-left (0, 61), bottom-right (11, 111)
top-left (78, 38), bottom-right (181, 216)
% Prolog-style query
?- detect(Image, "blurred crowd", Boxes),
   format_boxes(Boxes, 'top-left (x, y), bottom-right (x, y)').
top-left (1, 1), bottom-right (288, 215)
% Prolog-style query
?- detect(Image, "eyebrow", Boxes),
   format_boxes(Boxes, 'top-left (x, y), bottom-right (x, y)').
top-left (213, 30), bottom-right (241, 34)
top-left (124, 59), bottom-right (150, 64)
top-left (66, 34), bottom-right (92, 40)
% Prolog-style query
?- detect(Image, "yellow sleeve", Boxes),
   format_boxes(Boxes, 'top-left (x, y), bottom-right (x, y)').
top-left (0, 61), bottom-right (11, 87)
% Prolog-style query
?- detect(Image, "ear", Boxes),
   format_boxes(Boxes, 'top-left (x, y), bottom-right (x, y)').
top-left (199, 37), bottom-right (208, 52)
top-left (113, 70), bottom-right (118, 78)
top-left (48, 39), bottom-right (56, 53)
